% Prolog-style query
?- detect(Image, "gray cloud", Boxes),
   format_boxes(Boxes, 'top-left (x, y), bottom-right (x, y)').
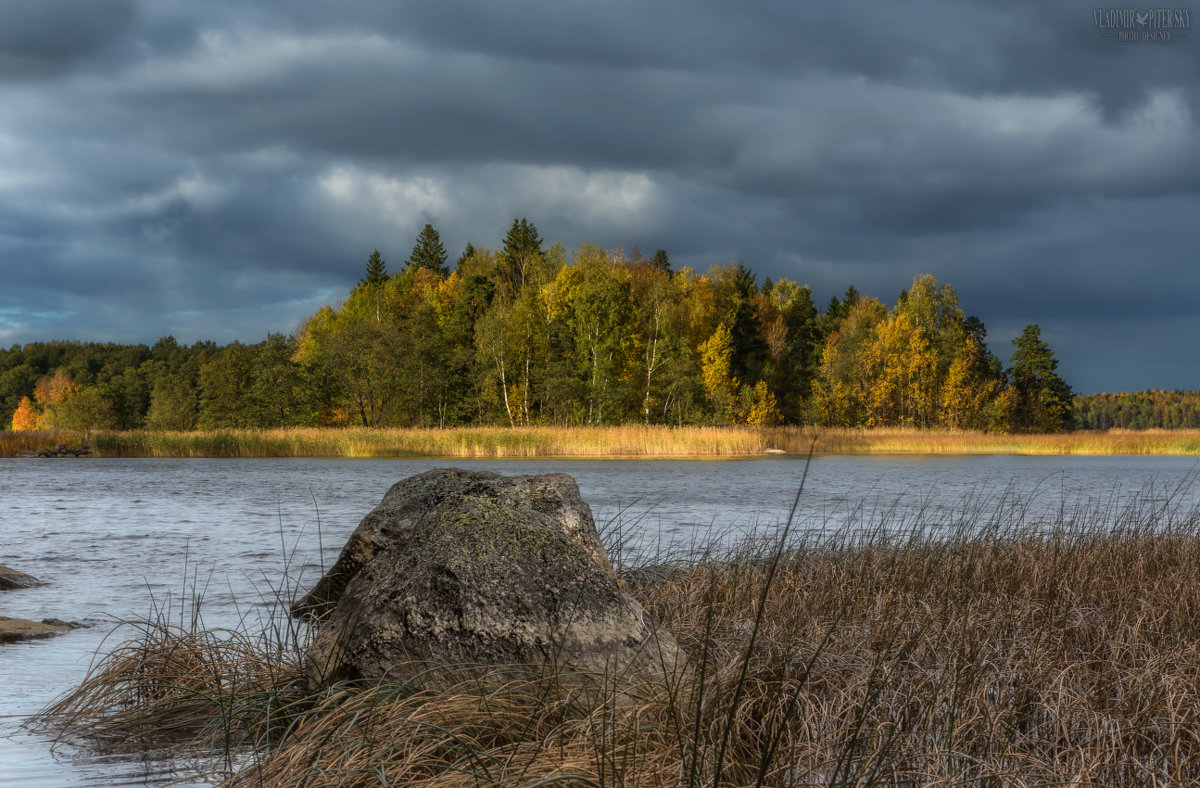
top-left (0, 0), bottom-right (1196, 392)
top-left (0, 0), bottom-right (137, 80)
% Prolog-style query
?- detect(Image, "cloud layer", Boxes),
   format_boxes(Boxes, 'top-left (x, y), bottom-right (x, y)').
top-left (1, 1), bottom-right (1197, 392)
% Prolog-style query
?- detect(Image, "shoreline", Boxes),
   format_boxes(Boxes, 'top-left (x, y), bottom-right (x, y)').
top-left (4, 425), bottom-right (1200, 459)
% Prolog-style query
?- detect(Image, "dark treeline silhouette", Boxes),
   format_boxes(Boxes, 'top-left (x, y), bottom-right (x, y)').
top-left (4, 219), bottom-right (1077, 433)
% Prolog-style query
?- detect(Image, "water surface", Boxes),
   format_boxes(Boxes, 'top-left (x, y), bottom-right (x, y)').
top-left (2, 455), bottom-right (1198, 786)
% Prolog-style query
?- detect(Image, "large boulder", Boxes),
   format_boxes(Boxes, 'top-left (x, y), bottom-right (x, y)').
top-left (300, 469), bottom-right (684, 689)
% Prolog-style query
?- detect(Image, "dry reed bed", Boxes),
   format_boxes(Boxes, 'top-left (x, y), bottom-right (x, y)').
top-left (7, 426), bottom-right (1200, 459)
top-left (35, 494), bottom-right (1200, 787)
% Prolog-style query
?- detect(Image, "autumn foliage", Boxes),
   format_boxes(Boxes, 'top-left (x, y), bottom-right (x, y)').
top-left (3, 220), bottom-right (1076, 433)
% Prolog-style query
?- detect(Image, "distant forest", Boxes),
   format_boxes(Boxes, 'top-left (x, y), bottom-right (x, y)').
top-left (1073, 391), bottom-right (1200, 430)
top-left (1, 219), bottom-right (1099, 434)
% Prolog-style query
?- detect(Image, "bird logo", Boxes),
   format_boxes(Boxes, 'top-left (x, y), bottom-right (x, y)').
top-left (1135, 11), bottom-right (1150, 26)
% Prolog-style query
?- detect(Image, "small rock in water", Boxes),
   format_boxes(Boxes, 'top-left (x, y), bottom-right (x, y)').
top-left (0, 616), bottom-right (69, 643)
top-left (0, 565), bottom-right (42, 590)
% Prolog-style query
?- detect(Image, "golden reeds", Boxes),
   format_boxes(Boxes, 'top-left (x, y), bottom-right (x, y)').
top-left (7, 425), bottom-right (1200, 458)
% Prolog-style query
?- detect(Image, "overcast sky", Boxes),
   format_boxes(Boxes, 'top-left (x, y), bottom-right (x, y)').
top-left (1, 1), bottom-right (1197, 393)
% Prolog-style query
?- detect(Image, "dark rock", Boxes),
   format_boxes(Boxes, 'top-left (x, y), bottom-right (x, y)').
top-left (40, 617), bottom-right (90, 629)
top-left (301, 468), bottom-right (685, 690)
top-left (13, 445), bottom-right (91, 458)
top-left (0, 565), bottom-right (42, 590)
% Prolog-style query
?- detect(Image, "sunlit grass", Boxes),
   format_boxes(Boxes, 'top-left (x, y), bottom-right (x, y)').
top-left (764, 426), bottom-right (1200, 456)
top-left (5, 426), bottom-right (1200, 458)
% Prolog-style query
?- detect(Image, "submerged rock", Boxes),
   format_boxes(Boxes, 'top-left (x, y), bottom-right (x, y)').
top-left (0, 565), bottom-right (42, 590)
top-left (300, 468), bottom-right (684, 689)
top-left (0, 616), bottom-right (68, 643)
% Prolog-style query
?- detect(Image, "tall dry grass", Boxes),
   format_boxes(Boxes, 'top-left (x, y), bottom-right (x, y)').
top-left (8, 425), bottom-right (1200, 459)
top-left (764, 426), bottom-right (1200, 456)
top-left (87, 426), bottom-right (771, 458)
top-left (34, 480), bottom-right (1200, 786)
top-left (0, 430), bottom-right (81, 456)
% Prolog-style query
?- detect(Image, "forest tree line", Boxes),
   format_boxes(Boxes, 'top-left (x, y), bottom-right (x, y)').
top-left (4, 219), bottom-right (1083, 434)
top-left (1073, 391), bottom-right (1200, 430)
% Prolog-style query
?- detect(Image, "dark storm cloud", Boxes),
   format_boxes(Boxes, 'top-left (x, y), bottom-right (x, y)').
top-left (0, 0), bottom-right (137, 80)
top-left (0, 0), bottom-right (1196, 391)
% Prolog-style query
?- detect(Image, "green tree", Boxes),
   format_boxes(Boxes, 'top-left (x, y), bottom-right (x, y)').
top-left (455, 242), bottom-right (477, 270)
top-left (361, 249), bottom-right (388, 287)
top-left (474, 299), bottom-right (519, 426)
top-left (762, 280), bottom-right (821, 422)
top-left (252, 333), bottom-right (307, 427)
top-left (709, 262), bottom-right (767, 386)
top-left (556, 246), bottom-right (632, 425)
top-left (650, 248), bottom-right (671, 274)
top-left (629, 260), bottom-right (685, 423)
top-left (406, 223), bottom-right (448, 276)
top-left (499, 217), bottom-right (544, 298)
top-left (295, 293), bottom-right (400, 427)
top-left (1008, 324), bottom-right (1073, 432)
top-left (145, 375), bottom-right (198, 430)
top-left (198, 343), bottom-right (257, 429)
top-left (58, 387), bottom-right (117, 430)
top-left (813, 298), bottom-right (886, 427)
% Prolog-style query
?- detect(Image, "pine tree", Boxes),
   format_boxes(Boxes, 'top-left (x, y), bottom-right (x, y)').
top-left (407, 224), bottom-right (448, 275)
top-left (650, 248), bottom-right (671, 274)
top-left (361, 249), bottom-right (388, 287)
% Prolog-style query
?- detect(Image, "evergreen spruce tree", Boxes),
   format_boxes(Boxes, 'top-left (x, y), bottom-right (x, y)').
top-left (456, 242), bottom-right (476, 269)
top-left (406, 223), bottom-right (449, 275)
top-left (1008, 324), bottom-right (1073, 432)
top-left (650, 248), bottom-right (671, 274)
top-left (499, 217), bottom-right (544, 296)
top-left (361, 249), bottom-right (388, 287)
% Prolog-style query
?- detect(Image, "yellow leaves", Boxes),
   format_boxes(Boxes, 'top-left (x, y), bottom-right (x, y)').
top-left (746, 381), bottom-right (782, 426)
top-left (700, 323), bottom-right (738, 423)
top-left (11, 395), bottom-right (40, 431)
top-left (35, 369), bottom-right (78, 407)
top-left (866, 310), bottom-right (939, 426)
top-left (811, 277), bottom-right (1005, 430)
top-left (941, 334), bottom-right (1000, 430)
top-left (11, 368), bottom-right (116, 431)
top-left (429, 270), bottom-right (463, 331)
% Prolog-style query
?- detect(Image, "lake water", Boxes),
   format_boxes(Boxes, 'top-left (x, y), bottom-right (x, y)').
top-left (3, 455), bottom-right (1200, 786)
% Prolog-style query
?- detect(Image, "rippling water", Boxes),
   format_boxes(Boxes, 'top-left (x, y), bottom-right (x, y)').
top-left (2, 455), bottom-right (1199, 786)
